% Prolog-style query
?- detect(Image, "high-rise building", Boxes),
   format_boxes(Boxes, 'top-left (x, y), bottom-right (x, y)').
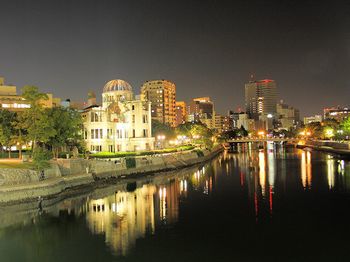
top-left (175, 101), bottom-right (186, 126)
top-left (245, 79), bottom-right (277, 119)
top-left (141, 80), bottom-right (176, 127)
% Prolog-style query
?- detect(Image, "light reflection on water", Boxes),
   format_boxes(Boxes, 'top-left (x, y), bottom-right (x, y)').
top-left (1, 146), bottom-right (350, 261)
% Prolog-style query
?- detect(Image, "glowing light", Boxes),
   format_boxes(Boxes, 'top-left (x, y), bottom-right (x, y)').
top-left (259, 151), bottom-right (266, 196)
top-left (258, 131), bottom-right (265, 136)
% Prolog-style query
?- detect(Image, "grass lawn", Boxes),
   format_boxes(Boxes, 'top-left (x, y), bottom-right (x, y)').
top-left (0, 161), bottom-right (34, 169)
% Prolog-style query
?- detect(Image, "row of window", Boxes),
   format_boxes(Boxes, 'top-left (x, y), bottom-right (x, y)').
top-left (86, 128), bottom-right (149, 139)
top-left (90, 112), bottom-right (148, 123)
top-left (91, 143), bottom-right (151, 152)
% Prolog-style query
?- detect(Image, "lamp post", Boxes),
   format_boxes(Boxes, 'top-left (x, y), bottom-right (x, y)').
top-left (157, 135), bottom-right (166, 149)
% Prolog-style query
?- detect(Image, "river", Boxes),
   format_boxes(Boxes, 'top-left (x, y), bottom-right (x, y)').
top-left (1, 144), bottom-right (350, 261)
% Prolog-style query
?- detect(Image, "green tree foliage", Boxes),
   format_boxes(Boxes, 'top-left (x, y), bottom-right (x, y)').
top-left (220, 126), bottom-right (249, 140)
top-left (0, 110), bottom-right (16, 157)
top-left (21, 85), bottom-right (48, 107)
top-left (304, 122), bottom-right (323, 138)
top-left (176, 122), bottom-right (214, 149)
top-left (47, 107), bottom-right (83, 158)
top-left (151, 120), bottom-right (176, 139)
top-left (32, 147), bottom-right (52, 171)
top-left (21, 86), bottom-right (55, 150)
top-left (340, 117), bottom-right (350, 137)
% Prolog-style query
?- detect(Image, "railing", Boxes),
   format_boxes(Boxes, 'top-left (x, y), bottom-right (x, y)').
top-left (227, 138), bottom-right (298, 143)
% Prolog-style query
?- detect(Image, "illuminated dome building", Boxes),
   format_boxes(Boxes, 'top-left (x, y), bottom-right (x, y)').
top-left (82, 79), bottom-right (154, 152)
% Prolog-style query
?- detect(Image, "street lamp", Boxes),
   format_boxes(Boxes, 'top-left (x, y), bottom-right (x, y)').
top-left (157, 134), bottom-right (166, 149)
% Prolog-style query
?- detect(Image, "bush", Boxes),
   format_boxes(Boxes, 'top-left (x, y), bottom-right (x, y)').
top-left (32, 148), bottom-right (52, 170)
top-left (58, 151), bottom-right (72, 158)
top-left (89, 145), bottom-right (195, 159)
top-left (195, 150), bottom-right (204, 157)
top-left (90, 152), bottom-right (137, 159)
top-left (125, 158), bottom-right (136, 169)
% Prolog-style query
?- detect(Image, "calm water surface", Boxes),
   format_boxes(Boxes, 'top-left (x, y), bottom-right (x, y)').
top-left (1, 145), bottom-right (350, 262)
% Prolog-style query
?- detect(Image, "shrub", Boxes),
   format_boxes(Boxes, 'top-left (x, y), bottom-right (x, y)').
top-left (195, 150), bottom-right (204, 157)
top-left (32, 148), bottom-right (52, 170)
top-left (125, 157), bottom-right (136, 169)
top-left (58, 151), bottom-right (72, 158)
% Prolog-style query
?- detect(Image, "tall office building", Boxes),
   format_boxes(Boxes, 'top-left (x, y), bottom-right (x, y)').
top-left (245, 79), bottom-right (277, 119)
top-left (141, 80), bottom-right (176, 127)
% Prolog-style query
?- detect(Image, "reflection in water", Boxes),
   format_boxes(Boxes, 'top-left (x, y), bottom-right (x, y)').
top-left (259, 151), bottom-right (266, 197)
top-left (268, 151), bottom-right (275, 213)
top-left (86, 185), bottom-right (156, 256)
top-left (301, 151), bottom-right (312, 189)
top-left (1, 147), bottom-right (350, 261)
top-left (327, 156), bottom-right (335, 189)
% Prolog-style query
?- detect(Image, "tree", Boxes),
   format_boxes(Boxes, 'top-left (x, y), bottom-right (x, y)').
top-left (341, 117), bottom-right (350, 135)
top-left (0, 110), bottom-right (16, 158)
top-left (151, 120), bottom-right (176, 139)
top-left (176, 122), bottom-right (214, 149)
top-left (21, 86), bottom-right (55, 150)
top-left (11, 113), bottom-right (28, 159)
top-left (32, 147), bottom-right (52, 171)
top-left (47, 107), bottom-right (83, 158)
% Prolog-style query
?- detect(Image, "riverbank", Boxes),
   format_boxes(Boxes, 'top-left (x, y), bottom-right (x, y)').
top-left (297, 140), bottom-right (350, 158)
top-left (0, 146), bottom-right (223, 205)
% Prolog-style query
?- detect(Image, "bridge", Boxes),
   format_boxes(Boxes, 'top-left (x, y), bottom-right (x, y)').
top-left (226, 138), bottom-right (299, 143)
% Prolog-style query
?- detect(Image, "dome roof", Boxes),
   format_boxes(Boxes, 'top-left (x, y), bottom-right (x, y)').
top-left (103, 79), bottom-right (132, 93)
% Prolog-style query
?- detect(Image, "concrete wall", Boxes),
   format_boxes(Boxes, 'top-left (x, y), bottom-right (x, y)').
top-left (0, 146), bottom-right (223, 204)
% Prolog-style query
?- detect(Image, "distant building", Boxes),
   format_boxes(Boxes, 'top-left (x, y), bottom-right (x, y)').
top-left (214, 114), bottom-right (225, 133)
top-left (323, 106), bottom-right (350, 122)
top-left (141, 80), bottom-right (176, 127)
top-left (237, 113), bottom-right (255, 131)
top-left (82, 79), bottom-right (154, 152)
top-left (187, 97), bottom-right (214, 128)
top-left (303, 115), bottom-right (322, 125)
top-left (276, 100), bottom-right (300, 130)
top-left (175, 101), bottom-right (186, 126)
top-left (0, 76), bottom-right (60, 111)
top-left (223, 110), bottom-right (235, 131)
top-left (245, 79), bottom-right (277, 119)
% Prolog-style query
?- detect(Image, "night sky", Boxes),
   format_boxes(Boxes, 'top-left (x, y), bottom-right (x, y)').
top-left (0, 0), bottom-right (349, 116)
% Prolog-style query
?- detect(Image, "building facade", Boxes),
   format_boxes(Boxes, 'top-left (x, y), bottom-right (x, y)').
top-left (276, 100), bottom-right (300, 130)
top-left (0, 76), bottom-right (60, 111)
top-left (187, 97), bottom-right (214, 128)
top-left (303, 115), bottom-right (323, 125)
top-left (82, 79), bottom-right (155, 152)
top-left (141, 80), bottom-right (176, 127)
top-left (175, 101), bottom-right (186, 126)
top-left (323, 107), bottom-right (350, 122)
top-left (245, 79), bottom-right (277, 119)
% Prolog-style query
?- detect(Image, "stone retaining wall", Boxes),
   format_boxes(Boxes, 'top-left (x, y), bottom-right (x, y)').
top-left (0, 147), bottom-right (223, 204)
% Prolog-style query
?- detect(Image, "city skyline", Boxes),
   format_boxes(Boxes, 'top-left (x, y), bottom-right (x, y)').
top-left (1, 0), bottom-right (350, 116)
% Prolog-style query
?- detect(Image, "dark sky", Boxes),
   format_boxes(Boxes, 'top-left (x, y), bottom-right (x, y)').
top-left (0, 0), bottom-right (349, 116)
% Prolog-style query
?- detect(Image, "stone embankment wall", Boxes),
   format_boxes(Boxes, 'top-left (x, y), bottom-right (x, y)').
top-left (0, 147), bottom-right (223, 204)
top-left (298, 140), bottom-right (350, 157)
